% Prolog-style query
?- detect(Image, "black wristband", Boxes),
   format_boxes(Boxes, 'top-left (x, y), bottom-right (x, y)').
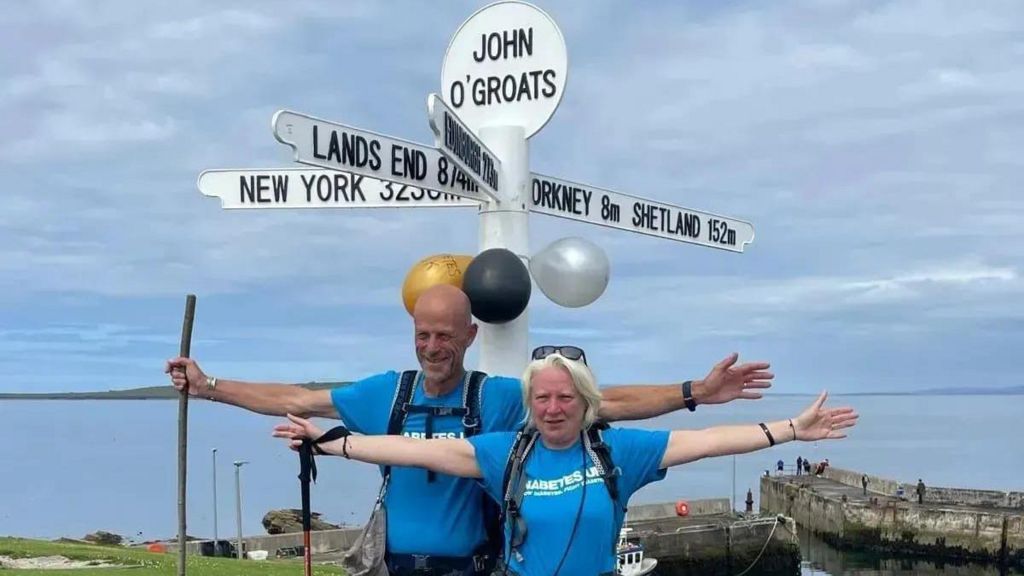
top-left (681, 380), bottom-right (697, 412)
top-left (759, 423), bottom-right (776, 447)
top-left (314, 425), bottom-right (351, 456)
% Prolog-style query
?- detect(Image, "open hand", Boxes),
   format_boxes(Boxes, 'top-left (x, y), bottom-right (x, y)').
top-left (272, 414), bottom-right (325, 452)
top-left (697, 353), bottom-right (774, 405)
top-left (793, 392), bottom-right (858, 441)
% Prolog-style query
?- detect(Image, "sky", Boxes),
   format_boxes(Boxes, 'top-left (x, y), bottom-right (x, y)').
top-left (1, 0), bottom-right (1022, 396)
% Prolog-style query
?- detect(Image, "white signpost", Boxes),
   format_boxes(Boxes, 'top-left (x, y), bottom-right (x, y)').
top-left (197, 0), bottom-right (756, 376)
top-left (272, 110), bottom-right (497, 204)
top-left (530, 174), bottom-right (755, 252)
top-left (198, 168), bottom-right (477, 210)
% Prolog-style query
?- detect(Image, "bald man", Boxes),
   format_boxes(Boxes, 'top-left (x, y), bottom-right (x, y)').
top-left (166, 284), bottom-right (773, 575)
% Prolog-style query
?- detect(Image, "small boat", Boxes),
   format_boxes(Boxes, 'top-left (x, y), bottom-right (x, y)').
top-left (616, 527), bottom-right (657, 576)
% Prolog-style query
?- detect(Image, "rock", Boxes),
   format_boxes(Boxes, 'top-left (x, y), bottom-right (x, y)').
top-left (1, 555), bottom-right (122, 569)
top-left (83, 531), bottom-right (124, 546)
top-left (262, 509), bottom-right (341, 534)
top-left (53, 538), bottom-right (91, 545)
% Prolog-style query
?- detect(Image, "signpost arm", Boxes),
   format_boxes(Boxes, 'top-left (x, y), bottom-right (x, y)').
top-left (428, 94), bottom-right (503, 202)
top-left (477, 125), bottom-right (530, 376)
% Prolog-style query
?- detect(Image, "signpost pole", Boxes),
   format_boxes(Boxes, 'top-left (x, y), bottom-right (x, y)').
top-left (477, 125), bottom-right (529, 376)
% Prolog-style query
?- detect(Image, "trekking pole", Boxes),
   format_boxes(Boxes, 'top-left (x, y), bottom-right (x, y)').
top-left (298, 439), bottom-right (316, 576)
top-left (176, 295), bottom-right (197, 576)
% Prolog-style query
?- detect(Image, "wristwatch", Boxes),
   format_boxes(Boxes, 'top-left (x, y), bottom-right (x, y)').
top-left (206, 376), bottom-right (218, 389)
top-left (681, 380), bottom-right (697, 412)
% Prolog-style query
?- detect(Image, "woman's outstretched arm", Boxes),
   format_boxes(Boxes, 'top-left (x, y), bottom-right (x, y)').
top-left (274, 413), bottom-right (482, 478)
top-left (660, 391), bottom-right (858, 468)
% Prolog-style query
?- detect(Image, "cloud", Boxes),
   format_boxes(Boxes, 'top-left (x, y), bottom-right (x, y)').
top-left (149, 9), bottom-right (278, 40)
top-left (0, 0), bottom-right (1022, 394)
top-left (722, 263), bottom-right (1019, 309)
top-left (0, 324), bottom-right (177, 354)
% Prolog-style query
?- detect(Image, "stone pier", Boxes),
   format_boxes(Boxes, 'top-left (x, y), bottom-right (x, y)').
top-left (760, 466), bottom-right (1024, 571)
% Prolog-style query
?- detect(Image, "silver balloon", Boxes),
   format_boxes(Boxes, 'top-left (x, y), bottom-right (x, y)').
top-left (529, 237), bottom-right (610, 308)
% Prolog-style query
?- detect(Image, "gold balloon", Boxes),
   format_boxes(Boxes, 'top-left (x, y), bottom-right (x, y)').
top-left (401, 254), bottom-right (474, 315)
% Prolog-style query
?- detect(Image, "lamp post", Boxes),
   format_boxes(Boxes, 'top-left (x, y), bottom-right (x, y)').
top-left (233, 460), bottom-right (249, 560)
top-left (212, 449), bottom-right (218, 545)
top-left (732, 455), bottom-right (737, 512)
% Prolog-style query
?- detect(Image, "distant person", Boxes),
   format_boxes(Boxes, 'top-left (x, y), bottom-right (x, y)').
top-left (861, 474), bottom-right (869, 495)
top-left (896, 485), bottom-right (906, 500)
top-left (777, 458), bottom-right (785, 475)
top-left (165, 284), bottom-right (776, 576)
top-left (803, 459), bottom-right (811, 475)
top-left (796, 456), bottom-right (803, 475)
top-left (916, 479), bottom-right (926, 504)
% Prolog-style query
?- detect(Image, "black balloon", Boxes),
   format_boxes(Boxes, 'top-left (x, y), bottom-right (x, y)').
top-left (463, 248), bottom-right (531, 324)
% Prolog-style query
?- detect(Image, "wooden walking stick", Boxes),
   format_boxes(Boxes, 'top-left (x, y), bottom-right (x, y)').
top-left (177, 295), bottom-right (197, 576)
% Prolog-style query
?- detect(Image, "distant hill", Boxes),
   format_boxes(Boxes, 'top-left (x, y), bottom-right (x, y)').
top-left (916, 384), bottom-right (1024, 396)
top-left (0, 382), bottom-right (1020, 400)
top-left (0, 381), bottom-right (347, 400)
top-left (813, 385), bottom-right (1024, 397)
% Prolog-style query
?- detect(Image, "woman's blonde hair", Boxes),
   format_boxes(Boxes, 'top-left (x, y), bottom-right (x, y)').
top-left (520, 353), bottom-right (602, 430)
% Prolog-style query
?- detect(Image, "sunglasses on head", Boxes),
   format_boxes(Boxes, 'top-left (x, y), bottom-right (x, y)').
top-left (531, 345), bottom-right (587, 365)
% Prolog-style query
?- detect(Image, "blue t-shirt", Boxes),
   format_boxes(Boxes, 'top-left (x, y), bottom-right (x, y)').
top-left (469, 428), bottom-right (669, 576)
top-left (331, 370), bottom-right (524, 556)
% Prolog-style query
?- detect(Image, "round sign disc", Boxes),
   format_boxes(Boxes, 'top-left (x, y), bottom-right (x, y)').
top-left (441, 1), bottom-right (567, 139)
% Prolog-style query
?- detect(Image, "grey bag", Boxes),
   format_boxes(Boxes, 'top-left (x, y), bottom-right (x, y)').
top-left (340, 498), bottom-right (388, 576)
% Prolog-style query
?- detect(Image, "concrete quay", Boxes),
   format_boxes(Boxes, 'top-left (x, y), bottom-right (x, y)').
top-left (176, 499), bottom-right (801, 575)
top-left (626, 503), bottom-right (800, 575)
top-left (760, 466), bottom-right (1024, 571)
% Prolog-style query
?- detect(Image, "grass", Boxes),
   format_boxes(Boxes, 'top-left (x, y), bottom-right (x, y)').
top-left (0, 538), bottom-right (346, 576)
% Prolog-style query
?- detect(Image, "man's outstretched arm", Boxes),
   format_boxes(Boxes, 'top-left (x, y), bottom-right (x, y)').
top-left (165, 357), bottom-right (339, 419)
top-left (597, 353), bottom-right (773, 422)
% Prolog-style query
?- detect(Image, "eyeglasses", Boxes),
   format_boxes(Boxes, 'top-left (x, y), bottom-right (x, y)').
top-left (531, 345), bottom-right (587, 365)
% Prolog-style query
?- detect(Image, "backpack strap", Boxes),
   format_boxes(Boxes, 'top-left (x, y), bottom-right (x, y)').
top-left (462, 370), bottom-right (487, 438)
top-left (462, 370), bottom-right (503, 561)
top-left (390, 370), bottom-right (486, 483)
top-left (583, 422), bottom-right (622, 509)
top-left (499, 426), bottom-right (624, 566)
top-left (387, 370), bottom-right (419, 436)
top-left (584, 423), bottom-right (626, 553)
top-left (500, 428), bottom-right (539, 563)
top-left (381, 370), bottom-right (419, 485)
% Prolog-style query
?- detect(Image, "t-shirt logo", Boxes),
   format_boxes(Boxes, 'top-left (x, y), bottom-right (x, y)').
top-left (402, 431), bottom-right (466, 440)
top-left (524, 466), bottom-right (603, 496)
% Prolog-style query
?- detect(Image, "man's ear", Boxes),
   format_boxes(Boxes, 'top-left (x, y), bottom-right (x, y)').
top-left (466, 322), bottom-right (478, 346)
